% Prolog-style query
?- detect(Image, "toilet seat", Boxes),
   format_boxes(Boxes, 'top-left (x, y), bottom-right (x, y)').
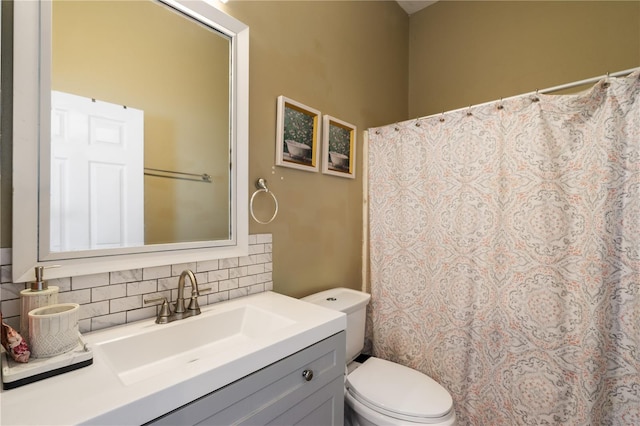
top-left (346, 357), bottom-right (453, 423)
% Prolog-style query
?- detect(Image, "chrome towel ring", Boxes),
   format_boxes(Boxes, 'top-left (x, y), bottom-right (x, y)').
top-left (250, 178), bottom-right (279, 224)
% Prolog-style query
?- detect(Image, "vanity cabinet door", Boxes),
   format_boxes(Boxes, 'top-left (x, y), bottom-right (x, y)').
top-left (266, 376), bottom-right (344, 425)
top-left (147, 331), bottom-right (346, 426)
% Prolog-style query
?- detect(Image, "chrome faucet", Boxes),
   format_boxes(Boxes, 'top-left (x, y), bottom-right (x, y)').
top-left (144, 269), bottom-right (210, 324)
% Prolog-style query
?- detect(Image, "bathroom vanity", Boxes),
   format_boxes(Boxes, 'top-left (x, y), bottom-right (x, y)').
top-left (0, 292), bottom-right (346, 425)
top-left (150, 332), bottom-right (345, 425)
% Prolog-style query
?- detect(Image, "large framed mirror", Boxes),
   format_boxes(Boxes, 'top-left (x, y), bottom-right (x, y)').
top-left (13, 0), bottom-right (249, 282)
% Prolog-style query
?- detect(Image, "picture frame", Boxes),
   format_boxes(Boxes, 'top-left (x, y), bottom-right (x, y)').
top-left (321, 115), bottom-right (356, 179)
top-left (275, 96), bottom-right (321, 172)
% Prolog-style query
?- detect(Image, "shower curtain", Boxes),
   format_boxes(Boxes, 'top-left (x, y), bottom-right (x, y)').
top-left (367, 71), bottom-right (640, 425)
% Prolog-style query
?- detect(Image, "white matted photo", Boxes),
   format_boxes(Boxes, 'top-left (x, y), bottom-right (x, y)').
top-left (321, 115), bottom-right (356, 179)
top-left (275, 96), bottom-right (321, 172)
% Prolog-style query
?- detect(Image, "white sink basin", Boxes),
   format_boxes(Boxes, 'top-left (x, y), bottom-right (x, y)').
top-left (96, 304), bottom-right (295, 385)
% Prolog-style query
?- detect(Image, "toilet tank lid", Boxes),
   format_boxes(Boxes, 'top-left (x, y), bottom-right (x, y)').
top-left (300, 287), bottom-right (370, 314)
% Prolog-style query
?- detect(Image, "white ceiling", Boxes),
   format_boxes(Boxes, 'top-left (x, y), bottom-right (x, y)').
top-left (396, 0), bottom-right (438, 15)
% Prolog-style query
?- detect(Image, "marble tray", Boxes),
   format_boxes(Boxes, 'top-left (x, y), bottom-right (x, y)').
top-left (1, 333), bottom-right (93, 389)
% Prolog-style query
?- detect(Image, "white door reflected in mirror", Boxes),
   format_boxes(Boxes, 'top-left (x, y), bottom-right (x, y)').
top-left (49, 91), bottom-right (144, 252)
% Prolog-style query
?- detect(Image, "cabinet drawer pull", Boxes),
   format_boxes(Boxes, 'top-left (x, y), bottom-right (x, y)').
top-left (302, 369), bottom-right (314, 381)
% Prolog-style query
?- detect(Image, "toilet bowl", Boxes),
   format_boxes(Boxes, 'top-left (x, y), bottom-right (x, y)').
top-left (302, 288), bottom-right (456, 426)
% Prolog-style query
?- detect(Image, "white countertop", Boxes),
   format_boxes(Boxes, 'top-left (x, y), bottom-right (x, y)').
top-left (0, 291), bottom-right (346, 425)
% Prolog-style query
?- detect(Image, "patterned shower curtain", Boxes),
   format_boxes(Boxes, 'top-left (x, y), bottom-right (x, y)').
top-left (367, 71), bottom-right (640, 425)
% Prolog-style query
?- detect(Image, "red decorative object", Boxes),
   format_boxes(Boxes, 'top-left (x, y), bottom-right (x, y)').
top-left (1, 313), bottom-right (31, 363)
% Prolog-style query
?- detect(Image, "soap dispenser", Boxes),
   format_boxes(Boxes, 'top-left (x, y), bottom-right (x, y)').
top-left (20, 266), bottom-right (59, 342)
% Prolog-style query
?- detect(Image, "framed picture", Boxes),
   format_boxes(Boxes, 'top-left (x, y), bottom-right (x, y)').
top-left (321, 115), bottom-right (356, 179)
top-left (275, 96), bottom-right (321, 172)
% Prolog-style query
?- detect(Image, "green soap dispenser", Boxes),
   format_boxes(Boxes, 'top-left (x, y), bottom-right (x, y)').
top-left (19, 266), bottom-right (60, 342)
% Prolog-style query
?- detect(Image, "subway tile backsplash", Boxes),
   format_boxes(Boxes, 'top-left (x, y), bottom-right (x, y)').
top-left (0, 234), bottom-right (273, 334)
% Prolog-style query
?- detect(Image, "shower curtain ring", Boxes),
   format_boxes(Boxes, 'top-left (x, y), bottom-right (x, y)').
top-left (439, 112), bottom-right (445, 123)
top-left (497, 98), bottom-right (504, 110)
top-left (532, 89), bottom-right (540, 102)
top-left (466, 105), bottom-right (473, 116)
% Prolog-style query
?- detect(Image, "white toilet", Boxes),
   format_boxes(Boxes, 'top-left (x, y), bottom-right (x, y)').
top-left (302, 288), bottom-right (456, 426)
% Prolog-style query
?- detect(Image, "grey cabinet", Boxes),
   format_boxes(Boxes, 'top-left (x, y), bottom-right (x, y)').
top-left (148, 332), bottom-right (346, 426)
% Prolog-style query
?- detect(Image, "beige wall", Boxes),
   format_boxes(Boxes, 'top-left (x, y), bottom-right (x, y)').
top-left (1, 1), bottom-right (408, 299)
top-left (5, 0), bottom-right (637, 301)
top-left (222, 1), bottom-right (409, 297)
top-left (409, 0), bottom-right (640, 118)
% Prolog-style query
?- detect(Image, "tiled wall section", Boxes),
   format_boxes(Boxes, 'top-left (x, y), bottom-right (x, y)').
top-left (0, 234), bottom-right (273, 333)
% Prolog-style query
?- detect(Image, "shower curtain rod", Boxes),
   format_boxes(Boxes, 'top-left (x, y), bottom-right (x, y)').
top-left (414, 66), bottom-right (640, 122)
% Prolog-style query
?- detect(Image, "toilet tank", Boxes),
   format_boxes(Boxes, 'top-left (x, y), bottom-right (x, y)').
top-left (301, 287), bottom-right (371, 363)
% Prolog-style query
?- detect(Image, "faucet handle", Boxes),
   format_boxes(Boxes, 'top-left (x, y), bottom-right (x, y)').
top-left (194, 286), bottom-right (212, 296)
top-left (144, 296), bottom-right (172, 324)
top-left (186, 287), bottom-right (212, 313)
top-left (144, 296), bottom-right (169, 306)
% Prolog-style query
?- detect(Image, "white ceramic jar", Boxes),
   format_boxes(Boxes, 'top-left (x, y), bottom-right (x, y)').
top-left (28, 303), bottom-right (80, 358)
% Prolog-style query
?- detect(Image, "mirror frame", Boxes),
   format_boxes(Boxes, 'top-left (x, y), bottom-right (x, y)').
top-left (12, 0), bottom-right (249, 283)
